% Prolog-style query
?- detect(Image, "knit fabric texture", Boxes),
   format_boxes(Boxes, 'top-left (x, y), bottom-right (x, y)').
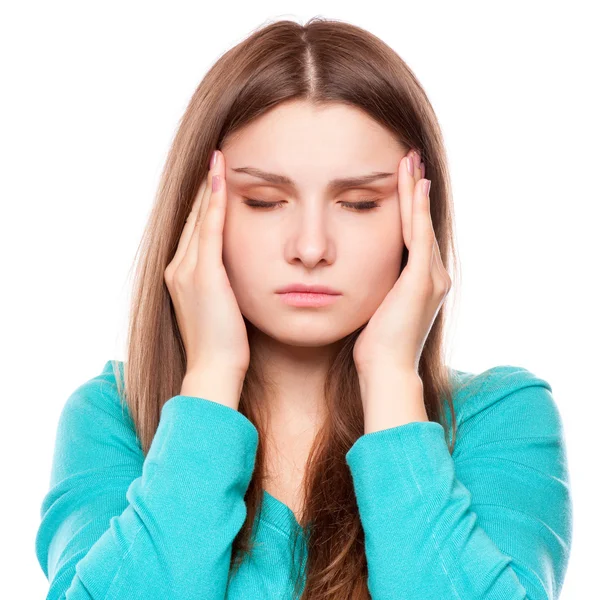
top-left (35, 360), bottom-right (572, 599)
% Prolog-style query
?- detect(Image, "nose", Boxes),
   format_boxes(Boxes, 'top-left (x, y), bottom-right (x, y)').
top-left (286, 209), bottom-right (333, 268)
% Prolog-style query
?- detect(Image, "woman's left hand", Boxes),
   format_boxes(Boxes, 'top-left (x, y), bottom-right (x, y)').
top-left (352, 150), bottom-right (452, 377)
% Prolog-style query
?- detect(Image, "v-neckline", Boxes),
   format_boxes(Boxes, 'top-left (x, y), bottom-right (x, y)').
top-left (261, 489), bottom-right (307, 536)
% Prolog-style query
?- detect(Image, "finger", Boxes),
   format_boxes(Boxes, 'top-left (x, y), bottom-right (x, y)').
top-left (413, 150), bottom-right (423, 180)
top-left (410, 148), bottom-right (425, 180)
top-left (399, 150), bottom-right (417, 251)
top-left (197, 166), bottom-right (216, 230)
top-left (425, 190), bottom-right (450, 292)
top-left (431, 234), bottom-right (442, 274)
top-left (195, 151), bottom-right (227, 269)
top-left (407, 177), bottom-right (435, 277)
top-left (179, 171), bottom-right (213, 271)
top-left (169, 178), bottom-right (208, 272)
top-left (432, 237), bottom-right (452, 296)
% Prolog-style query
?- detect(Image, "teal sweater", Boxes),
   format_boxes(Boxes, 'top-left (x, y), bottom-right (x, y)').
top-left (36, 360), bottom-right (572, 599)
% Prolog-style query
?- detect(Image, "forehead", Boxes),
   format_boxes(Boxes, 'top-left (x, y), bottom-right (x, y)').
top-left (222, 101), bottom-right (404, 189)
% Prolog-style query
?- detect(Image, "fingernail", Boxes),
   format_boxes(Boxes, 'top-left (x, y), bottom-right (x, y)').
top-left (423, 179), bottom-right (431, 197)
top-left (407, 155), bottom-right (414, 176)
top-left (210, 150), bottom-right (218, 169)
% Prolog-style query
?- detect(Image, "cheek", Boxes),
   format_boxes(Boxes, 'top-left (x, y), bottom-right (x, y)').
top-left (347, 228), bottom-right (403, 312)
top-left (352, 245), bottom-right (402, 290)
top-left (222, 222), bottom-right (273, 308)
top-left (349, 216), bottom-right (402, 274)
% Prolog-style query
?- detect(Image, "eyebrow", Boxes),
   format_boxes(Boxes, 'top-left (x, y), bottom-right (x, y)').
top-left (230, 166), bottom-right (396, 194)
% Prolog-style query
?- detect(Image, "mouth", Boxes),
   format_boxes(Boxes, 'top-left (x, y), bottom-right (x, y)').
top-left (277, 291), bottom-right (342, 307)
top-left (276, 283), bottom-right (342, 295)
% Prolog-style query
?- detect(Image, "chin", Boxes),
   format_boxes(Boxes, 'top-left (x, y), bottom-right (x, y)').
top-left (249, 315), bottom-right (357, 347)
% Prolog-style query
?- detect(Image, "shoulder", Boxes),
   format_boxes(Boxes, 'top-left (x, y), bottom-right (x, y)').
top-left (52, 360), bottom-right (139, 479)
top-left (448, 363), bottom-right (557, 424)
top-left (61, 359), bottom-right (132, 425)
top-left (447, 365), bottom-right (565, 457)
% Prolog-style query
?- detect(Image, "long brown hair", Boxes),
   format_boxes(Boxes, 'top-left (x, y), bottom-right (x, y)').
top-left (111, 16), bottom-right (464, 599)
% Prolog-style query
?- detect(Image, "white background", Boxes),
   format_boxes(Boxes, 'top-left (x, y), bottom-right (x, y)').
top-left (2, 1), bottom-right (597, 597)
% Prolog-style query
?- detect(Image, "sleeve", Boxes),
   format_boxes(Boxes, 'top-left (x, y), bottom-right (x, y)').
top-left (35, 367), bottom-right (259, 600)
top-left (344, 366), bottom-right (573, 600)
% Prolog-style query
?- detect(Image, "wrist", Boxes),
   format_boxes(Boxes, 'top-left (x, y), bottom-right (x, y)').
top-left (358, 365), bottom-right (421, 393)
top-left (181, 368), bottom-right (245, 410)
top-left (358, 368), bottom-right (427, 434)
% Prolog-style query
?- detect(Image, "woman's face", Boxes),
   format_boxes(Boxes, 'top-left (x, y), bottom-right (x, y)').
top-left (220, 100), bottom-right (407, 348)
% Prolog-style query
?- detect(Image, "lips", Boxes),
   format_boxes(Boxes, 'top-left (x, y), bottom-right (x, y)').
top-left (276, 283), bottom-right (342, 295)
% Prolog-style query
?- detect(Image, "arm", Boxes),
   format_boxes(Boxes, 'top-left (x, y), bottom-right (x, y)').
top-left (346, 366), bottom-right (573, 599)
top-left (35, 361), bottom-right (256, 600)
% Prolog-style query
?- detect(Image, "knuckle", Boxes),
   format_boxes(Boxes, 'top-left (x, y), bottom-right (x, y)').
top-left (437, 274), bottom-right (452, 298)
top-left (419, 274), bottom-right (435, 297)
top-left (434, 281), bottom-right (447, 298)
top-left (171, 264), bottom-right (191, 287)
top-left (164, 264), bottom-right (175, 283)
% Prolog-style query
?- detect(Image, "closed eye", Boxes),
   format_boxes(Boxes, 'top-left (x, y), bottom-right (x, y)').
top-left (242, 198), bottom-right (381, 211)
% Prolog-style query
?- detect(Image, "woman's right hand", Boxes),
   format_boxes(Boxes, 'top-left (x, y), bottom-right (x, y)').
top-left (164, 150), bottom-right (250, 384)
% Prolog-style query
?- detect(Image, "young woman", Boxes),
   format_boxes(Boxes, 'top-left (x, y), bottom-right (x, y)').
top-left (35, 17), bottom-right (572, 600)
